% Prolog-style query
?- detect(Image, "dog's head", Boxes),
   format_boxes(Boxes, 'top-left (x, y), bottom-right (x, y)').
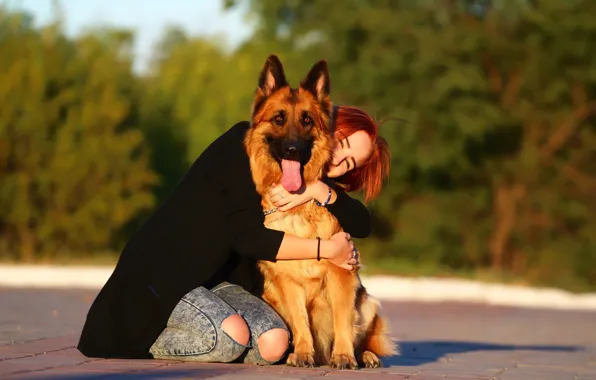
top-left (244, 55), bottom-right (335, 195)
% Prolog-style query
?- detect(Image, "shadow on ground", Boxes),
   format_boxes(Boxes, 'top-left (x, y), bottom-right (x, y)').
top-left (384, 340), bottom-right (584, 366)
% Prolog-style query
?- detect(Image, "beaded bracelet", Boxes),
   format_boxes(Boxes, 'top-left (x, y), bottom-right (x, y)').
top-left (315, 185), bottom-right (332, 207)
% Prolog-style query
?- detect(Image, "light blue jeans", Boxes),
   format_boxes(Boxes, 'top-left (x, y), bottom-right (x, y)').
top-left (149, 282), bottom-right (289, 365)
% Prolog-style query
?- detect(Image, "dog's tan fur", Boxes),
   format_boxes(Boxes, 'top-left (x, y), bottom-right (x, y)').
top-left (244, 55), bottom-right (397, 368)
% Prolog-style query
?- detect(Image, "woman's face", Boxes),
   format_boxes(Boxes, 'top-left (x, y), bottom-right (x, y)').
top-left (327, 130), bottom-right (373, 178)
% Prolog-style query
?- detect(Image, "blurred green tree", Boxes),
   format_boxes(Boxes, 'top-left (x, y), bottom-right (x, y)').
top-left (0, 8), bottom-right (157, 260)
top-left (226, 0), bottom-right (596, 289)
top-left (1, 1), bottom-right (595, 292)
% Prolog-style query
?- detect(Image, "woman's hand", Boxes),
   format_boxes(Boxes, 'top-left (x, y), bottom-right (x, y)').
top-left (325, 232), bottom-right (360, 271)
top-left (269, 183), bottom-right (313, 211)
top-left (269, 181), bottom-right (332, 211)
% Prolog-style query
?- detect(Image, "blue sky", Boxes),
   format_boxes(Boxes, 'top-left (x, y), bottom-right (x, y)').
top-left (7, 0), bottom-right (254, 72)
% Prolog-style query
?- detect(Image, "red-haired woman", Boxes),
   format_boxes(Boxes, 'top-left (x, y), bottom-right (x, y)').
top-left (269, 105), bottom-right (391, 210)
top-left (78, 105), bottom-right (390, 366)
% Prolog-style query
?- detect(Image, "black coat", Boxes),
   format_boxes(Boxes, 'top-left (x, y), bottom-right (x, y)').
top-left (77, 121), bottom-right (371, 359)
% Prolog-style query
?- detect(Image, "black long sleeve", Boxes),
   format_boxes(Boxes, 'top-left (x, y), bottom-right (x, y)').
top-left (224, 187), bottom-right (285, 262)
top-left (325, 180), bottom-right (371, 238)
top-left (208, 122), bottom-right (285, 262)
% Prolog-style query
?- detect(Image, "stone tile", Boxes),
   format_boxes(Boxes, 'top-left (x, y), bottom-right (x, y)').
top-left (578, 372), bottom-right (596, 379)
top-left (0, 345), bottom-right (35, 361)
top-left (0, 348), bottom-right (93, 377)
top-left (99, 365), bottom-right (269, 379)
top-left (0, 343), bottom-right (45, 360)
top-left (234, 363), bottom-right (320, 371)
top-left (515, 350), bottom-right (592, 367)
top-left (424, 361), bottom-right (508, 377)
top-left (67, 360), bottom-right (169, 372)
top-left (7, 364), bottom-right (241, 380)
top-left (25, 335), bottom-right (79, 350)
top-left (0, 335), bottom-right (79, 360)
top-left (411, 376), bottom-right (491, 380)
top-left (496, 367), bottom-right (581, 380)
top-left (171, 362), bottom-right (242, 370)
top-left (517, 364), bottom-right (596, 378)
top-left (132, 362), bottom-right (266, 379)
top-left (381, 356), bottom-right (436, 375)
top-left (4, 369), bottom-right (110, 380)
top-left (444, 350), bottom-right (520, 365)
top-left (225, 365), bottom-right (330, 379)
top-left (322, 370), bottom-right (409, 379)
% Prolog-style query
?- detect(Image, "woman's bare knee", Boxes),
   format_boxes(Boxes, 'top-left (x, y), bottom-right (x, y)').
top-left (258, 328), bottom-right (289, 363)
top-left (221, 314), bottom-right (250, 346)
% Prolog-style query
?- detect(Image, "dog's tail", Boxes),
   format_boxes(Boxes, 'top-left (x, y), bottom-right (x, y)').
top-left (357, 295), bottom-right (399, 357)
top-left (365, 313), bottom-right (399, 357)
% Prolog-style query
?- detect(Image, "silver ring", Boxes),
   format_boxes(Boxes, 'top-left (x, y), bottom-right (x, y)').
top-left (351, 248), bottom-right (358, 259)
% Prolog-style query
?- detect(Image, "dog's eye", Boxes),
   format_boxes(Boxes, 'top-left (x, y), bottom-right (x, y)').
top-left (273, 115), bottom-right (284, 126)
top-left (302, 116), bottom-right (313, 127)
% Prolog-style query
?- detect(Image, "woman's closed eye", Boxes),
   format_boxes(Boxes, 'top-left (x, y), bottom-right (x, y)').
top-left (344, 156), bottom-right (357, 171)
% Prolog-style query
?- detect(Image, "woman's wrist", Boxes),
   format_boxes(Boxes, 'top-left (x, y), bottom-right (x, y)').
top-left (312, 181), bottom-right (335, 205)
top-left (317, 239), bottom-right (336, 260)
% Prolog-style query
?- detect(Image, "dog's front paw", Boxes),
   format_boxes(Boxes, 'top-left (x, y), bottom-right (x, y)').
top-left (330, 354), bottom-right (358, 370)
top-left (361, 351), bottom-right (382, 368)
top-left (286, 352), bottom-right (315, 367)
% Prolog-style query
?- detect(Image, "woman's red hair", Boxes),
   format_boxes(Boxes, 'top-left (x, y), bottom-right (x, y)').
top-left (332, 106), bottom-right (391, 202)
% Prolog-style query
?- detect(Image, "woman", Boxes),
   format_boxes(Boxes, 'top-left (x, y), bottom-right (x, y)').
top-left (269, 105), bottom-right (391, 209)
top-left (77, 106), bottom-right (389, 366)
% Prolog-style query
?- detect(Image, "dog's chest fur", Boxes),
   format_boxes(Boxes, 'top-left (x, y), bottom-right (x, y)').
top-left (258, 201), bottom-right (341, 290)
top-left (265, 202), bottom-right (340, 240)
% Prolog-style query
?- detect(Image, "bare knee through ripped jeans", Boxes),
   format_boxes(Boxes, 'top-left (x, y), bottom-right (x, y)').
top-left (149, 282), bottom-right (289, 365)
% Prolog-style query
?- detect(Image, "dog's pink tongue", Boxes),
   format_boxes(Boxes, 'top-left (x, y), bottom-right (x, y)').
top-left (281, 159), bottom-right (302, 192)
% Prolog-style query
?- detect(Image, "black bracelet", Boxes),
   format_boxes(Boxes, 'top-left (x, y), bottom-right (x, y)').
top-left (315, 185), bottom-right (332, 207)
top-left (316, 237), bottom-right (321, 261)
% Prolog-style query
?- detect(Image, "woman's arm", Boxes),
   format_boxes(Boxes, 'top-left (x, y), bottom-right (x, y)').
top-left (323, 180), bottom-right (371, 238)
top-left (225, 189), bottom-right (357, 269)
top-left (269, 180), bottom-right (372, 238)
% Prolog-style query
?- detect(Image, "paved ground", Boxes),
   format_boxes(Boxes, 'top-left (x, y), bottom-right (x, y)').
top-left (0, 288), bottom-right (595, 379)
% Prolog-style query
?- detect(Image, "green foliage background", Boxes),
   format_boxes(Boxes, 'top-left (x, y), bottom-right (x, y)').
top-left (1, 0), bottom-right (595, 292)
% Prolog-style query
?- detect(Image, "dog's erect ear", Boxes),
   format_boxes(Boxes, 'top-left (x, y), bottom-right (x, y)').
top-left (258, 55), bottom-right (288, 97)
top-left (300, 59), bottom-right (330, 101)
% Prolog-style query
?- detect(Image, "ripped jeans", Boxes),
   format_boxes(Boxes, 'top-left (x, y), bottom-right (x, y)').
top-left (149, 282), bottom-right (289, 365)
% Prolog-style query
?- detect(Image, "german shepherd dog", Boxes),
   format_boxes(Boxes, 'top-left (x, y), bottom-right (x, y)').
top-left (243, 55), bottom-right (398, 369)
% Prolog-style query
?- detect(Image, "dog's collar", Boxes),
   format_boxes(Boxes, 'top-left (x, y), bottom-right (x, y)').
top-left (263, 207), bottom-right (278, 216)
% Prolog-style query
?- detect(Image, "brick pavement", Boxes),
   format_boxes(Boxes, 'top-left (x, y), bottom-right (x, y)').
top-left (0, 288), bottom-right (595, 379)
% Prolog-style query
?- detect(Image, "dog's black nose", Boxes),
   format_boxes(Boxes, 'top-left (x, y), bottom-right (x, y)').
top-left (283, 145), bottom-right (300, 160)
top-left (280, 139), bottom-right (304, 161)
